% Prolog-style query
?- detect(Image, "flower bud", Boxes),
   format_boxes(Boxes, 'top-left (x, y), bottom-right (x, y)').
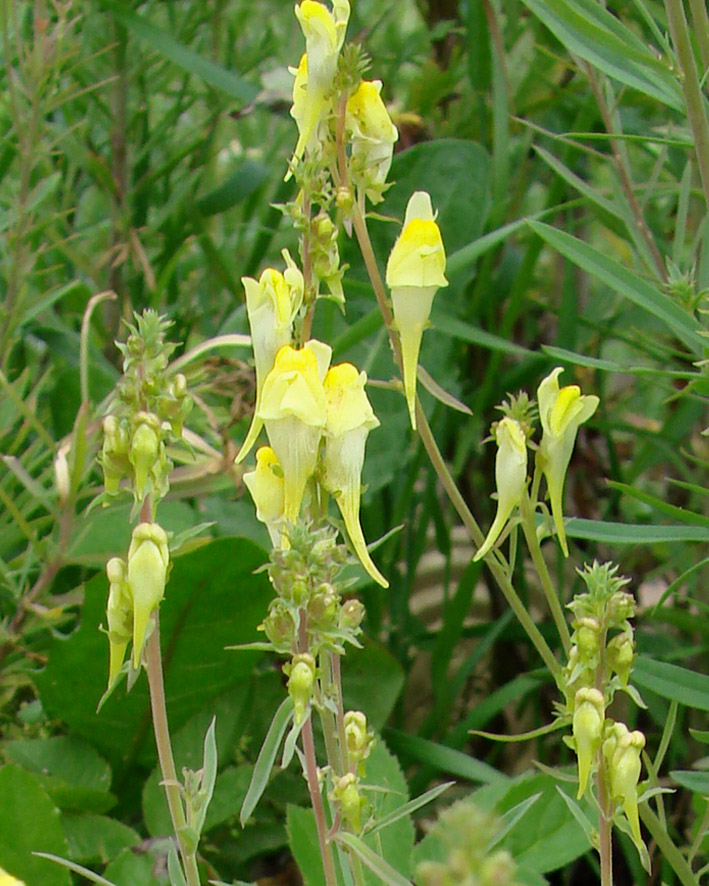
top-left (127, 523), bottom-right (169, 668)
top-left (576, 617), bottom-right (601, 666)
top-left (340, 598), bottom-right (365, 630)
top-left (333, 772), bottom-right (364, 832)
top-left (308, 586), bottom-right (338, 628)
top-left (607, 724), bottom-right (645, 846)
top-left (474, 418), bottom-right (528, 561)
top-left (346, 80), bottom-right (398, 204)
top-left (572, 687), bottom-right (604, 798)
top-left (106, 557), bottom-right (132, 687)
top-left (129, 419), bottom-right (160, 501)
top-left (287, 652), bottom-right (316, 725)
top-left (606, 631), bottom-right (634, 686)
top-left (536, 367), bottom-right (599, 556)
top-left (261, 600), bottom-right (295, 652)
top-left (344, 710), bottom-right (374, 771)
top-left (386, 191), bottom-right (448, 429)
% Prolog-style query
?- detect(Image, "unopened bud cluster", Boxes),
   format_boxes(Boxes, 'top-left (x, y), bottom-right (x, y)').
top-left (329, 710), bottom-right (375, 831)
top-left (415, 799), bottom-right (521, 886)
top-left (100, 311), bottom-right (191, 504)
top-left (561, 562), bottom-right (646, 847)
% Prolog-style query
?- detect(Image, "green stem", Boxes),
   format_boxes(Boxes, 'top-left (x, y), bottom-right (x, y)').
top-left (146, 620), bottom-right (201, 886)
top-left (665, 0), bottom-right (709, 208)
top-left (641, 805), bottom-right (699, 886)
top-left (688, 0), bottom-right (709, 74)
top-left (519, 492), bottom-right (571, 654)
top-left (302, 713), bottom-right (339, 886)
top-left (595, 629), bottom-right (612, 886)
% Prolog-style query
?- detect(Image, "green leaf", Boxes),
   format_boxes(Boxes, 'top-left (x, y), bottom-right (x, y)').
top-left (519, 0), bottom-right (683, 110)
top-left (34, 854), bottom-right (120, 886)
top-left (240, 698), bottom-right (294, 826)
top-left (383, 730), bottom-right (506, 785)
top-left (192, 717), bottom-right (218, 837)
top-left (364, 782), bottom-right (453, 839)
top-left (61, 814), bottom-right (139, 865)
top-left (669, 770), bottom-right (709, 794)
top-left (633, 657), bottom-right (709, 711)
top-left (0, 765), bottom-right (71, 886)
top-left (565, 517), bottom-right (709, 545)
top-left (335, 832), bottom-right (413, 886)
top-left (103, 2), bottom-right (258, 105)
top-left (606, 481), bottom-right (709, 527)
top-left (286, 806), bottom-right (325, 886)
top-left (528, 221), bottom-right (705, 355)
top-left (35, 538), bottom-right (273, 770)
top-left (490, 792), bottom-right (543, 848)
top-left (196, 162), bottom-right (268, 216)
top-left (103, 845), bottom-right (162, 886)
top-left (689, 728), bottom-right (709, 744)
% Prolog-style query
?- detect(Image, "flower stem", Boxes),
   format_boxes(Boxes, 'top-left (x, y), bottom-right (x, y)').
top-left (519, 492), bottom-right (571, 655)
top-left (302, 712), bottom-right (339, 886)
top-left (146, 619), bottom-right (201, 886)
top-left (595, 625), bottom-right (612, 886)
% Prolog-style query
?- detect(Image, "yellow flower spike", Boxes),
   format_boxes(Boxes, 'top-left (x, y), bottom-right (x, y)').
top-left (474, 418), bottom-right (528, 561)
top-left (236, 253), bottom-right (304, 464)
top-left (127, 523), bottom-right (169, 669)
top-left (290, 0), bottom-right (350, 165)
top-left (106, 557), bottom-right (132, 688)
top-left (537, 367), bottom-right (599, 556)
top-left (243, 447), bottom-right (286, 548)
top-left (608, 725), bottom-right (645, 847)
top-left (386, 192), bottom-right (448, 428)
top-left (572, 688), bottom-right (604, 799)
top-left (346, 80), bottom-right (398, 202)
top-left (322, 363), bottom-right (388, 588)
top-left (258, 342), bottom-right (331, 522)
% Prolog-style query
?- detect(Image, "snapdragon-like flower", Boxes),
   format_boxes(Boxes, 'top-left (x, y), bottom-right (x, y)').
top-left (572, 687), bottom-right (604, 799)
top-left (604, 722), bottom-right (645, 846)
top-left (243, 447), bottom-right (286, 548)
top-left (537, 367), bottom-right (599, 556)
top-left (127, 522), bottom-right (170, 668)
top-left (322, 363), bottom-right (388, 587)
top-left (237, 252), bottom-right (304, 464)
top-left (386, 191), bottom-right (448, 429)
top-left (258, 341), bottom-right (332, 522)
top-left (474, 417), bottom-right (528, 561)
top-left (346, 80), bottom-right (398, 203)
top-left (290, 0), bottom-right (350, 165)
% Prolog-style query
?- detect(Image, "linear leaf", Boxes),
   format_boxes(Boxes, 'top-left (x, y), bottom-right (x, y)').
top-left (565, 517), bottom-right (709, 544)
top-left (364, 782), bottom-right (454, 838)
top-left (528, 221), bottom-right (705, 355)
top-left (103, 2), bottom-right (259, 105)
top-left (33, 854), bottom-right (118, 886)
top-left (520, 0), bottom-right (683, 110)
top-left (634, 657), bottom-right (709, 712)
top-left (240, 698), bottom-right (294, 826)
top-left (490, 792), bottom-right (543, 849)
top-left (335, 832), bottom-right (413, 886)
top-left (383, 730), bottom-right (507, 785)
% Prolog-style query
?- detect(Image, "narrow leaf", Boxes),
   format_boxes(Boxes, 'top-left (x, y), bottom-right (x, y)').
top-left (167, 843), bottom-right (188, 886)
top-left (335, 832), bottom-right (413, 886)
top-left (192, 717), bottom-right (218, 837)
top-left (33, 854), bottom-right (119, 886)
top-left (489, 792), bottom-right (543, 849)
top-left (555, 789), bottom-right (596, 844)
top-left (383, 729), bottom-right (507, 785)
top-left (240, 698), bottom-right (294, 826)
top-left (364, 782), bottom-right (454, 838)
top-left (633, 657), bottom-right (709, 711)
top-left (417, 366), bottom-right (472, 415)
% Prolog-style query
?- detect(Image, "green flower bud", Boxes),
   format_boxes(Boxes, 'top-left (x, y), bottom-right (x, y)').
top-left (308, 586), bottom-right (338, 628)
top-left (129, 419), bottom-right (160, 500)
top-left (334, 772), bottom-right (365, 832)
top-left (336, 186), bottom-right (354, 215)
top-left (344, 710), bottom-right (374, 771)
top-left (287, 652), bottom-right (316, 725)
top-left (340, 598), bottom-right (365, 630)
top-left (607, 724), bottom-right (645, 846)
top-left (127, 523), bottom-right (169, 668)
top-left (106, 557), bottom-right (132, 687)
top-left (572, 687), bottom-right (604, 799)
top-left (576, 617), bottom-right (601, 665)
top-left (607, 631), bottom-right (634, 686)
top-left (261, 599), bottom-right (296, 651)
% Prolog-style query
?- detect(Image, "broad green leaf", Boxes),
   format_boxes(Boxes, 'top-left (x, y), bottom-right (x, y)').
top-left (35, 538), bottom-right (273, 769)
top-left (383, 730), bottom-right (506, 785)
top-left (103, 2), bottom-right (258, 105)
top-left (61, 814), bottom-right (139, 864)
top-left (0, 765), bottom-right (71, 886)
top-left (104, 846), bottom-right (161, 886)
top-left (4, 736), bottom-right (113, 813)
top-left (286, 806), bottom-right (325, 886)
top-left (240, 698), bottom-right (294, 826)
top-left (519, 0), bottom-right (683, 110)
top-left (528, 221), bottom-right (705, 355)
top-left (633, 657), bottom-right (709, 711)
top-left (669, 770), bottom-right (709, 794)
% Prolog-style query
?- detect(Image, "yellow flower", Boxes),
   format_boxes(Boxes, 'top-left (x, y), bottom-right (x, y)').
top-left (236, 251), bottom-right (304, 464)
top-left (258, 341), bottom-right (331, 522)
top-left (386, 191), bottom-right (448, 428)
top-left (346, 80), bottom-right (398, 203)
top-left (105, 557), bottom-right (132, 688)
top-left (322, 363), bottom-right (387, 587)
top-left (290, 0), bottom-right (350, 165)
top-left (0, 869), bottom-right (26, 886)
top-left (474, 418), bottom-right (528, 561)
top-left (537, 367), bottom-right (599, 556)
top-left (243, 447), bottom-right (286, 548)
top-left (127, 523), bottom-right (169, 669)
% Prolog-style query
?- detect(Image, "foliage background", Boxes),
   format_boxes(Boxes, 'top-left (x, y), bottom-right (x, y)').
top-left (0, 0), bottom-right (707, 884)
